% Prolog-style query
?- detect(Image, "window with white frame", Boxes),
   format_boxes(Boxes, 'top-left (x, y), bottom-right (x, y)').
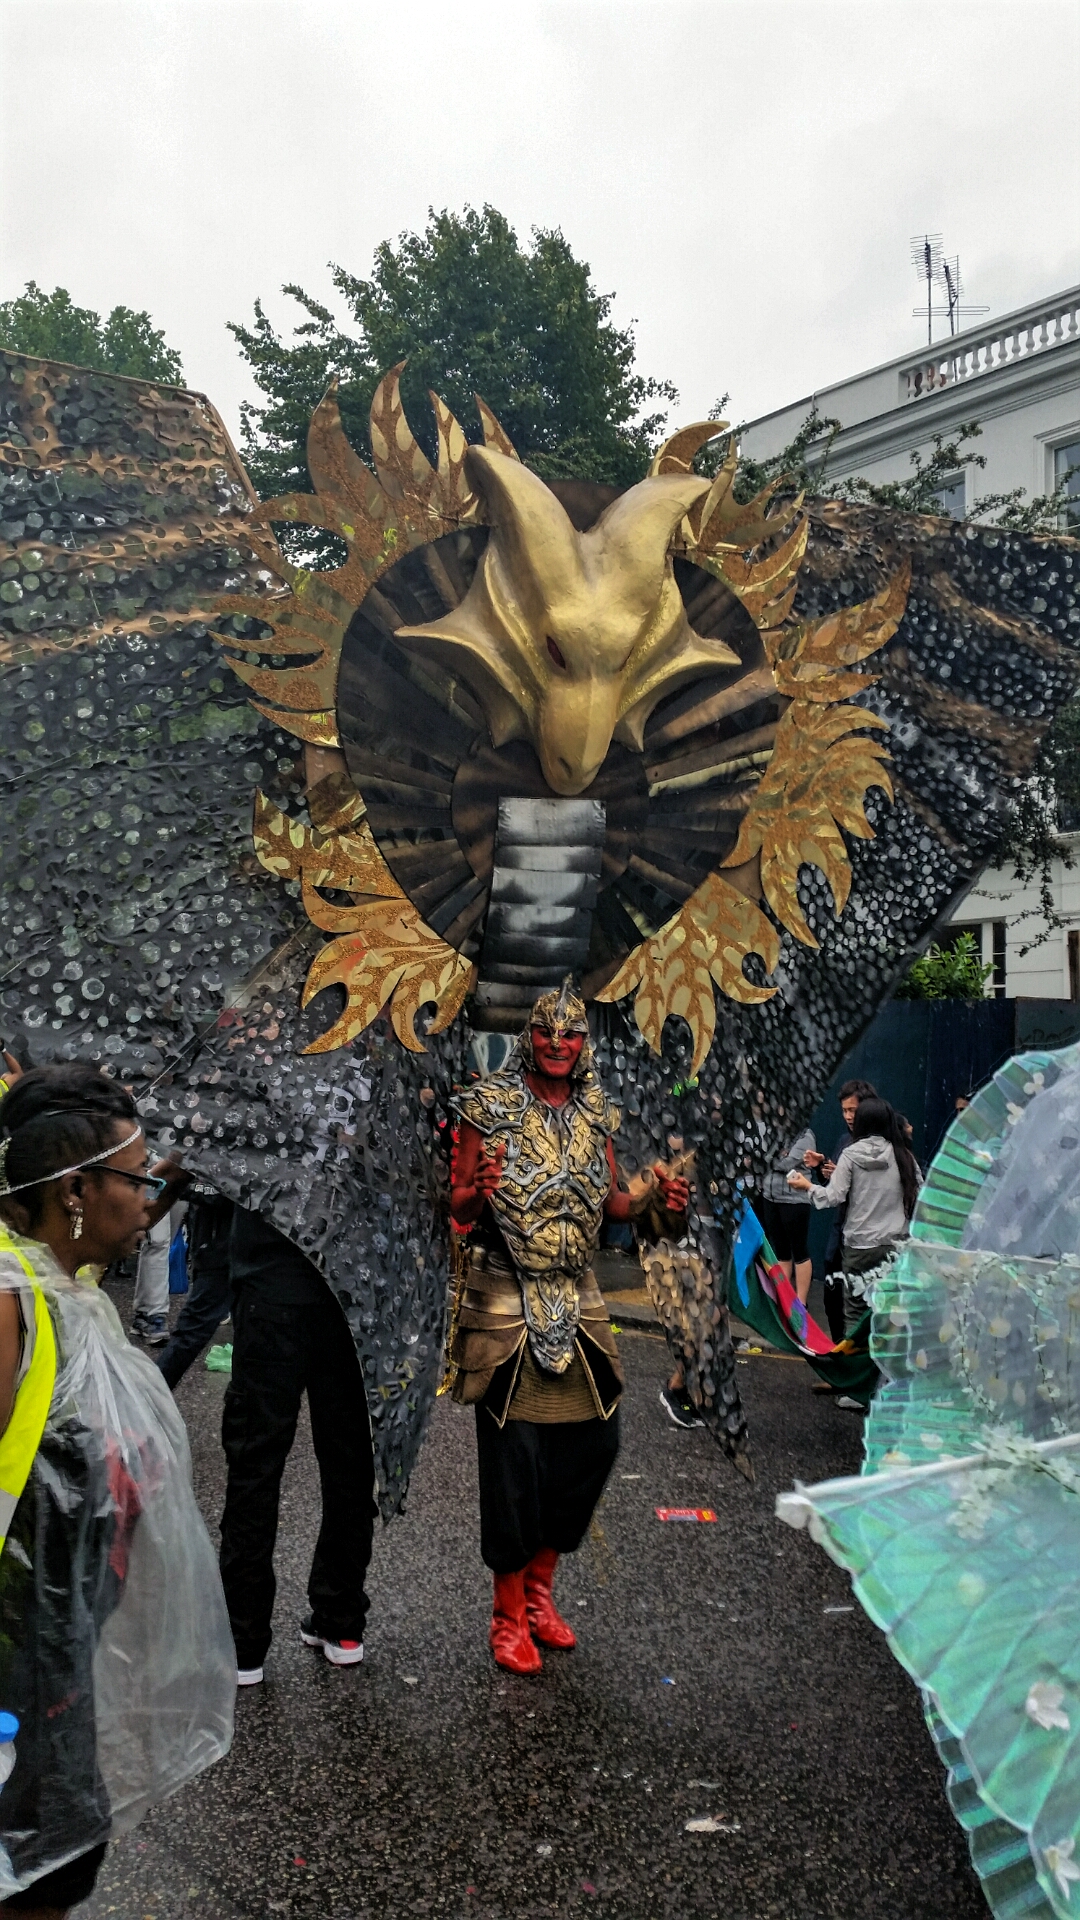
top-left (931, 472), bottom-right (966, 518)
top-left (1055, 439), bottom-right (1080, 527)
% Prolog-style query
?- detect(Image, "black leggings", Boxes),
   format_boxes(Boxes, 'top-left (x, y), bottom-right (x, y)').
top-left (757, 1199), bottom-right (810, 1265)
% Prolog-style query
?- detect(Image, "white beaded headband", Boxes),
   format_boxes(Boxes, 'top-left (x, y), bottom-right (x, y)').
top-left (0, 1124), bottom-right (143, 1198)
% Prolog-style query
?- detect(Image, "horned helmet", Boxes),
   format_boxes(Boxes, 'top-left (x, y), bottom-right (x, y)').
top-left (518, 977), bottom-right (592, 1077)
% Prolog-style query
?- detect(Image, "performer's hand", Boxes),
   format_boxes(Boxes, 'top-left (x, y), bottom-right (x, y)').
top-left (656, 1167), bottom-right (689, 1213)
top-left (474, 1144), bottom-right (506, 1198)
top-left (1, 1051), bottom-right (23, 1085)
top-left (802, 1148), bottom-right (824, 1168)
top-left (786, 1170), bottom-right (811, 1192)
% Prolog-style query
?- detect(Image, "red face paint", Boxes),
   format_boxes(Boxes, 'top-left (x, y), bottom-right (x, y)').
top-left (530, 1028), bottom-right (584, 1078)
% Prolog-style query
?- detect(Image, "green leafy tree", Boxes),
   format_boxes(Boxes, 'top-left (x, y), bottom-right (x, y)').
top-left (895, 932), bottom-right (993, 1000)
top-left (229, 204), bottom-right (677, 557)
top-left (0, 282), bottom-right (184, 384)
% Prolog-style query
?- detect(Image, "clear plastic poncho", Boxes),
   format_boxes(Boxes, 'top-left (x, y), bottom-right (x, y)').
top-left (0, 1232), bottom-right (234, 1899)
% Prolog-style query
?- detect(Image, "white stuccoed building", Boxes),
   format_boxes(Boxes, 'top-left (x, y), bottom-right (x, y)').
top-left (740, 285), bottom-right (1080, 1001)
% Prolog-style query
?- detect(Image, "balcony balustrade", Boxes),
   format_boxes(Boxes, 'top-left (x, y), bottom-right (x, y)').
top-left (901, 289), bottom-right (1080, 401)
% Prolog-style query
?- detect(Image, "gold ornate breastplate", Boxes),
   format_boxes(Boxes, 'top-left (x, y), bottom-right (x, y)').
top-left (453, 1065), bottom-right (619, 1373)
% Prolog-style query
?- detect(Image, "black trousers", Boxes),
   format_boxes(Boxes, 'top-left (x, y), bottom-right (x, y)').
top-left (157, 1239), bottom-right (232, 1390)
top-left (757, 1198), bottom-right (810, 1264)
top-left (474, 1408), bottom-right (620, 1575)
top-left (219, 1288), bottom-right (376, 1669)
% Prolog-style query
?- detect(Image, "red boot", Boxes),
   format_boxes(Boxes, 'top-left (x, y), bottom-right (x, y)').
top-left (490, 1570), bottom-right (543, 1674)
top-left (524, 1547), bottom-right (576, 1650)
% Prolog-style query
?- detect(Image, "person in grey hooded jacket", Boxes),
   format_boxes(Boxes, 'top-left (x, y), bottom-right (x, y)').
top-left (787, 1098), bottom-right (922, 1333)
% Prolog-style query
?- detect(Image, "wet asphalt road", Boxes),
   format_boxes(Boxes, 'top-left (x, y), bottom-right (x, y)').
top-left (81, 1305), bottom-right (985, 1920)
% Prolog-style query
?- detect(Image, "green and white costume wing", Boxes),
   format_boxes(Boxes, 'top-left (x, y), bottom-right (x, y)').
top-left (778, 1042), bottom-right (1080, 1919)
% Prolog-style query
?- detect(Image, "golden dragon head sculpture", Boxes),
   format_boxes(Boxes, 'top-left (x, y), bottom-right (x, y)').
top-left (394, 449), bottom-right (737, 794)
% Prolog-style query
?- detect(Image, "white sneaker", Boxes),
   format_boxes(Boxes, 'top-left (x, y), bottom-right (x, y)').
top-left (835, 1395), bottom-right (866, 1412)
top-left (300, 1614), bottom-right (364, 1666)
top-left (236, 1665), bottom-right (264, 1686)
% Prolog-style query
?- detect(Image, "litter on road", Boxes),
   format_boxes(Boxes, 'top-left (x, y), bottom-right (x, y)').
top-left (655, 1507), bottom-right (717, 1522)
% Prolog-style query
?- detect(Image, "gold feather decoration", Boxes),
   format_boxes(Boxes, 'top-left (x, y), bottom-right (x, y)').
top-left (596, 873), bottom-right (781, 1077)
top-left (723, 560), bottom-right (911, 946)
top-left (600, 554), bottom-right (911, 1062)
top-left (212, 364), bottom-right (513, 746)
top-left (252, 780), bottom-right (476, 1054)
top-left (214, 370), bottom-right (510, 1048)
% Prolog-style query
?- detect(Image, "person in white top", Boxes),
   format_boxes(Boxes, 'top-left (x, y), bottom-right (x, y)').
top-left (787, 1097), bottom-right (922, 1334)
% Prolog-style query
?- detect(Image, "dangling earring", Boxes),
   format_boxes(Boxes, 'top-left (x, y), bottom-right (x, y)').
top-left (70, 1206), bottom-right (84, 1242)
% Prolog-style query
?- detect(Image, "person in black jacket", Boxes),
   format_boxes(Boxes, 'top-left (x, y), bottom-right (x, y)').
top-left (155, 1184), bottom-right (234, 1389)
top-left (218, 1210), bottom-right (375, 1687)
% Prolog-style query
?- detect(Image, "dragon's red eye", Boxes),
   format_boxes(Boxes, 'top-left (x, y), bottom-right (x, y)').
top-left (546, 636), bottom-right (567, 670)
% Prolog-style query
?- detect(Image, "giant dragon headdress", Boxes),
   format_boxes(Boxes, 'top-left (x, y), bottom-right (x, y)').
top-left (217, 366), bottom-right (908, 1073)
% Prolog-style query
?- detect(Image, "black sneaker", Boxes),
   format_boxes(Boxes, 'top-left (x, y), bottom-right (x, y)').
top-left (300, 1614), bottom-right (364, 1666)
top-left (659, 1385), bottom-right (704, 1429)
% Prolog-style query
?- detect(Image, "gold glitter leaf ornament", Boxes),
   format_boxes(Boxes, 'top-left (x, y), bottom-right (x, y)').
top-left (724, 561), bottom-right (910, 946)
top-left (251, 787), bottom-right (474, 1052)
top-left (300, 909), bottom-right (476, 1054)
top-left (599, 559), bottom-right (909, 1062)
top-left (726, 703), bottom-right (893, 944)
top-left (596, 874), bottom-right (781, 1075)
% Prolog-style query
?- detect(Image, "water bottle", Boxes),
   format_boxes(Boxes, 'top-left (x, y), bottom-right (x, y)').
top-left (0, 1713), bottom-right (18, 1787)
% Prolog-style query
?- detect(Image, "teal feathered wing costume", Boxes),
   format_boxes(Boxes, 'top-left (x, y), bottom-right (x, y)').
top-left (778, 1042), bottom-right (1080, 1920)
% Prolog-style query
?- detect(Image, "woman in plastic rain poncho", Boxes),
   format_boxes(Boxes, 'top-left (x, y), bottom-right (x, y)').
top-left (0, 1062), bottom-right (234, 1917)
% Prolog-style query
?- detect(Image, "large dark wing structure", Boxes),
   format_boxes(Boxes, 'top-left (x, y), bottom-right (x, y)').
top-left (2, 346), bottom-right (1078, 1511)
top-left (0, 352), bottom-right (463, 1516)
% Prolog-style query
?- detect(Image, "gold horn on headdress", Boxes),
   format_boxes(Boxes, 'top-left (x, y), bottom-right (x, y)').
top-left (528, 976), bottom-right (589, 1040)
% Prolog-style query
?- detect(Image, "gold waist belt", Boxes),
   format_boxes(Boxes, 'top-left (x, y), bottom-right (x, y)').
top-left (464, 1250), bottom-right (604, 1320)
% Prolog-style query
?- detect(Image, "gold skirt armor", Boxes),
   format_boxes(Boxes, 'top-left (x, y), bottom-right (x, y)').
top-left (449, 1245), bottom-right (623, 1425)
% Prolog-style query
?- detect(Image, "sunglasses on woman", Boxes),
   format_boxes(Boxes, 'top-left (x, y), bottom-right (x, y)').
top-left (97, 1167), bottom-right (169, 1199)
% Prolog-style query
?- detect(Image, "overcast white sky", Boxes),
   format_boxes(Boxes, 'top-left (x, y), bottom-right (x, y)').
top-left (2, 0), bottom-right (1078, 449)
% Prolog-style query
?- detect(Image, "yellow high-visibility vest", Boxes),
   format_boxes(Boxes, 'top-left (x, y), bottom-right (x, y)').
top-left (0, 1231), bottom-right (58, 1551)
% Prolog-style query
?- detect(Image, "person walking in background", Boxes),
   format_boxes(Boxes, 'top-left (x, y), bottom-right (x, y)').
top-left (156, 1185), bottom-right (234, 1390)
top-left (788, 1096), bottom-right (921, 1335)
top-left (802, 1078), bottom-right (876, 1342)
top-left (218, 1208), bottom-right (376, 1688)
top-left (129, 1208), bottom-right (174, 1346)
top-left (756, 1125), bottom-right (816, 1304)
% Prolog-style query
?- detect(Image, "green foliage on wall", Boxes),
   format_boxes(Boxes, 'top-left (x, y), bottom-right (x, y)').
top-left (895, 932), bottom-right (994, 1001)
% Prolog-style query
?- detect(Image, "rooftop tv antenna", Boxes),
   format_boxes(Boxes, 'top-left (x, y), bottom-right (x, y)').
top-left (940, 257), bottom-right (989, 336)
top-left (911, 236), bottom-right (990, 344)
top-left (911, 234), bottom-right (944, 345)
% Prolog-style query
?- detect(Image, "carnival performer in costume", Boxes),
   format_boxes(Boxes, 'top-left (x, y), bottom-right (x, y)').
top-left (449, 983), bottom-right (688, 1675)
top-left (0, 1065), bottom-right (234, 1916)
